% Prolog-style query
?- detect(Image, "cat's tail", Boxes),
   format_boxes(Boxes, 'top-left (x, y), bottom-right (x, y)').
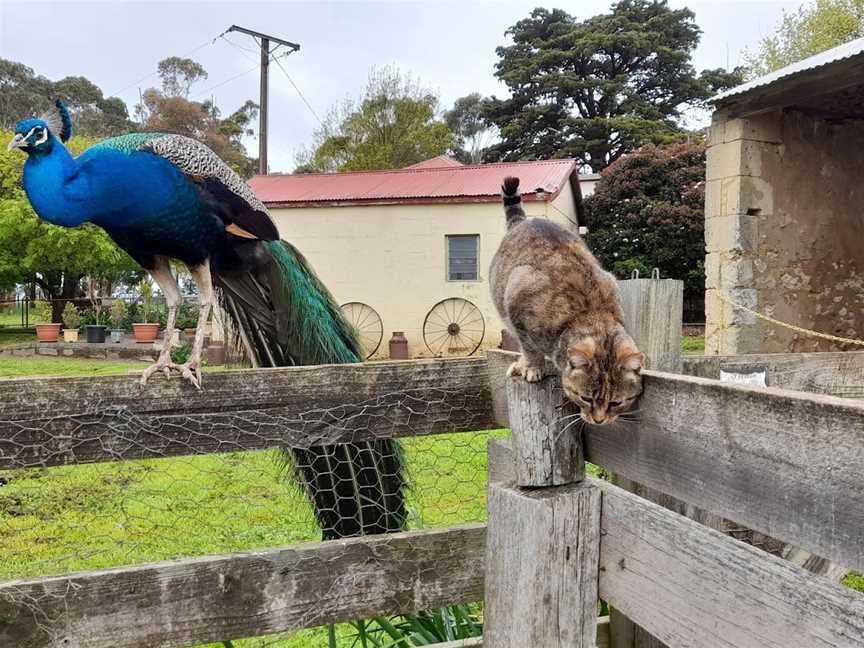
top-left (501, 176), bottom-right (526, 229)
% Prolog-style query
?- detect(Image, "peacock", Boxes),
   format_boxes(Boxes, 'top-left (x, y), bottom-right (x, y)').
top-left (9, 100), bottom-right (406, 539)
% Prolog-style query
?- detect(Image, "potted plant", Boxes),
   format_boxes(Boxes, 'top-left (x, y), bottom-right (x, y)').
top-left (33, 301), bottom-right (61, 343)
top-left (109, 299), bottom-right (127, 343)
top-left (83, 283), bottom-right (108, 343)
top-left (133, 279), bottom-right (160, 344)
top-left (61, 302), bottom-right (81, 343)
top-left (176, 303), bottom-right (199, 342)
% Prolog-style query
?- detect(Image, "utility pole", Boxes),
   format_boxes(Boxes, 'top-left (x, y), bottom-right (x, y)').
top-left (226, 25), bottom-right (300, 175)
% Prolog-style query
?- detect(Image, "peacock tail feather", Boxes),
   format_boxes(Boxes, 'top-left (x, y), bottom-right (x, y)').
top-left (212, 239), bottom-right (408, 540)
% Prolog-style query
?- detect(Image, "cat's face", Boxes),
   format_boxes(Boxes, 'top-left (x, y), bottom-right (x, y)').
top-left (559, 337), bottom-right (645, 425)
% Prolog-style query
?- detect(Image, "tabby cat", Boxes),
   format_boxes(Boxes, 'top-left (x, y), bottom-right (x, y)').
top-left (489, 176), bottom-right (645, 425)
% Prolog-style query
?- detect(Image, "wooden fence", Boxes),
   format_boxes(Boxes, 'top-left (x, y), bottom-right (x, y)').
top-left (1, 350), bottom-right (863, 646)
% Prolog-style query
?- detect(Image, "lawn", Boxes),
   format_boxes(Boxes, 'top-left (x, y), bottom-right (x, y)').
top-left (0, 306), bottom-right (27, 327)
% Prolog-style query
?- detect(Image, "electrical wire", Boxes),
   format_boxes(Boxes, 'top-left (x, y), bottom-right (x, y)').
top-left (273, 54), bottom-right (323, 127)
top-left (109, 34), bottom-right (221, 97)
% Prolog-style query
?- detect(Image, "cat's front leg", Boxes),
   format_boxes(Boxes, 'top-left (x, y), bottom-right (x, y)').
top-left (507, 351), bottom-right (545, 382)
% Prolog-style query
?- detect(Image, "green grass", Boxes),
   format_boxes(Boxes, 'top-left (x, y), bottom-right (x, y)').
top-left (0, 356), bottom-right (150, 378)
top-left (0, 307), bottom-right (26, 327)
top-left (681, 335), bottom-right (705, 354)
top-left (0, 332), bottom-right (35, 348)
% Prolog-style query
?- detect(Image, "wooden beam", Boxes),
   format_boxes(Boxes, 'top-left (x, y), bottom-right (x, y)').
top-left (483, 363), bottom-right (864, 573)
top-left (597, 478), bottom-right (864, 648)
top-left (682, 350), bottom-right (864, 399)
top-left (484, 482), bottom-right (601, 648)
top-left (0, 358), bottom-right (497, 469)
top-left (0, 525), bottom-right (486, 648)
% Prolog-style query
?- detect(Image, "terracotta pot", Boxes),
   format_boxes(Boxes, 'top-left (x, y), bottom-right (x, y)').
top-left (133, 323), bottom-right (160, 344)
top-left (206, 341), bottom-right (226, 366)
top-left (63, 329), bottom-right (79, 343)
top-left (35, 323), bottom-right (62, 343)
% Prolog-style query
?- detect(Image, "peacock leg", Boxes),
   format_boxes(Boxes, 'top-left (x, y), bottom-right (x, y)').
top-left (174, 260), bottom-right (213, 389)
top-left (140, 256), bottom-right (181, 385)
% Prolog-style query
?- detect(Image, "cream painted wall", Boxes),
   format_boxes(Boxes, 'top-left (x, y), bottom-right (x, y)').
top-left (270, 184), bottom-right (579, 358)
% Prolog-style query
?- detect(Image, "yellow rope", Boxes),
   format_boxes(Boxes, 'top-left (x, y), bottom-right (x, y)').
top-left (718, 292), bottom-right (864, 347)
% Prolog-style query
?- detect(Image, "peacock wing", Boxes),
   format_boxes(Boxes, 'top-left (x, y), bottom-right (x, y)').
top-left (144, 134), bottom-right (279, 241)
top-left (89, 133), bottom-right (279, 241)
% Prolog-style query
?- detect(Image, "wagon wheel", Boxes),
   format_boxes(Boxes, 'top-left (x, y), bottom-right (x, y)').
top-left (423, 298), bottom-right (485, 357)
top-left (340, 302), bottom-right (383, 359)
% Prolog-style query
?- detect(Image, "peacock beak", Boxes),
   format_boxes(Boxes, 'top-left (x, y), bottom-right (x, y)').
top-left (7, 133), bottom-right (26, 151)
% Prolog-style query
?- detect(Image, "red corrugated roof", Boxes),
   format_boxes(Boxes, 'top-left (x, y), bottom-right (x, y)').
top-left (405, 155), bottom-right (464, 169)
top-left (249, 158), bottom-right (578, 208)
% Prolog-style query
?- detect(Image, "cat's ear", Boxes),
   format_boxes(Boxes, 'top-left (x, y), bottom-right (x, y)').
top-left (567, 338), bottom-right (596, 370)
top-left (617, 347), bottom-right (646, 373)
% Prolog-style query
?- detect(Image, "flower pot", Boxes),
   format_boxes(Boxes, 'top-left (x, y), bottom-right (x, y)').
top-left (63, 329), bottom-right (79, 343)
top-left (35, 323), bottom-right (62, 343)
top-left (85, 325), bottom-right (108, 344)
top-left (183, 328), bottom-right (198, 342)
top-left (133, 323), bottom-right (160, 344)
top-left (110, 330), bottom-right (124, 343)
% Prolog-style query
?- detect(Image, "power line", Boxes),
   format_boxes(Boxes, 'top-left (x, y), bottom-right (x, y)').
top-left (109, 35), bottom-right (220, 97)
top-left (190, 63), bottom-right (261, 101)
top-left (273, 54), bottom-right (322, 127)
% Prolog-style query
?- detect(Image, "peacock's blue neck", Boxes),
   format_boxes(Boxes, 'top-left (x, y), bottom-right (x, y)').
top-left (22, 142), bottom-right (90, 227)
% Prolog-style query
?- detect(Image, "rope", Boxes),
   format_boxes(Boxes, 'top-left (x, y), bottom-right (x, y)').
top-left (718, 292), bottom-right (864, 347)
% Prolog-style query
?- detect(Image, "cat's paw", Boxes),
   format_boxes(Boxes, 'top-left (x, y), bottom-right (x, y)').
top-left (506, 361), bottom-right (523, 378)
top-left (524, 366), bottom-right (543, 382)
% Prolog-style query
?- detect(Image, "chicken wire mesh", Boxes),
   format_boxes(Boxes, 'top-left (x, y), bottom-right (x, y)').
top-left (0, 385), bottom-right (505, 583)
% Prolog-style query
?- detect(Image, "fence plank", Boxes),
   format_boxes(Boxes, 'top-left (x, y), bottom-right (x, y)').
top-left (598, 478), bottom-right (864, 648)
top-left (0, 525), bottom-right (486, 648)
top-left (0, 358), bottom-right (496, 469)
top-left (483, 361), bottom-right (864, 573)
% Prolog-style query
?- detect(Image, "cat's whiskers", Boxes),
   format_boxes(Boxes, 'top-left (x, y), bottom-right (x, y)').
top-left (554, 416), bottom-right (585, 443)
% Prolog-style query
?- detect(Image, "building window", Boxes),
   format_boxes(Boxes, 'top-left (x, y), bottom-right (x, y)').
top-left (447, 235), bottom-right (479, 281)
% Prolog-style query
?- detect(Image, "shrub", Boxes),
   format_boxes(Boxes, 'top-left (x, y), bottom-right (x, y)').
top-left (137, 279), bottom-right (154, 323)
top-left (81, 308), bottom-right (111, 327)
top-left (109, 299), bottom-right (127, 329)
top-left (61, 302), bottom-right (81, 329)
top-left (32, 301), bottom-right (52, 324)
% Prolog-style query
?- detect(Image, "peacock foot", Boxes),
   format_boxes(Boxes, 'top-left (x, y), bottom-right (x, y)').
top-left (139, 358), bottom-right (203, 389)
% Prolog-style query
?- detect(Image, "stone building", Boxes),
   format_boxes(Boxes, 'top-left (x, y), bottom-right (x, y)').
top-left (705, 38), bottom-right (864, 355)
top-left (249, 157), bottom-right (594, 358)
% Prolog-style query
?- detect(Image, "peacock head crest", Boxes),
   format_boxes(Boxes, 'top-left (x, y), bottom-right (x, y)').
top-left (8, 99), bottom-right (72, 154)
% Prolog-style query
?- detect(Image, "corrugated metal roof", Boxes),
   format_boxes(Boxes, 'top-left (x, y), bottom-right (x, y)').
top-left (250, 158), bottom-right (578, 207)
top-left (405, 155), bottom-right (464, 169)
top-left (714, 36), bottom-right (864, 103)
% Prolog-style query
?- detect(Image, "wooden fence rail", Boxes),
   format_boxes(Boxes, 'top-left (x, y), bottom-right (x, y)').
top-left (0, 357), bottom-right (497, 469)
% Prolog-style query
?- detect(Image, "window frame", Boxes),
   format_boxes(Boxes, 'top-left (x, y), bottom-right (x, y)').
top-left (445, 234), bottom-right (481, 282)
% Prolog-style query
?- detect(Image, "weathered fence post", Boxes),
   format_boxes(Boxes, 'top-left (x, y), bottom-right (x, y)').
top-left (613, 275), bottom-right (697, 648)
top-left (484, 370), bottom-right (601, 648)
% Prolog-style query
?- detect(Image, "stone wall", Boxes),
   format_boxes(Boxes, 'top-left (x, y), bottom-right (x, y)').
top-left (705, 109), bottom-right (864, 354)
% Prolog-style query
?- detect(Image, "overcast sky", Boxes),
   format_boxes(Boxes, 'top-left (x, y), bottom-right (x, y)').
top-left (1, 0), bottom-right (799, 172)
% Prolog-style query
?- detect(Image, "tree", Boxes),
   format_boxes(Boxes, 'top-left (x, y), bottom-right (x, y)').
top-left (135, 58), bottom-right (258, 177)
top-left (483, 2), bottom-right (742, 172)
top-left (584, 143), bottom-right (706, 305)
top-left (157, 57), bottom-right (208, 98)
top-left (744, 0), bottom-right (864, 76)
top-left (444, 93), bottom-right (496, 164)
top-left (0, 131), bottom-right (140, 320)
top-left (299, 66), bottom-right (454, 172)
top-left (0, 59), bottom-right (135, 138)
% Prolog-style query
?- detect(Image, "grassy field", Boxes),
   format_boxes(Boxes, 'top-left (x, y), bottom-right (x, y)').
top-left (681, 335), bottom-right (705, 354)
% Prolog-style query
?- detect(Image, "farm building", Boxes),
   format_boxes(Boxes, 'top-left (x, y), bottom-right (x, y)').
top-left (249, 157), bottom-right (598, 358)
top-left (705, 38), bottom-right (864, 355)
